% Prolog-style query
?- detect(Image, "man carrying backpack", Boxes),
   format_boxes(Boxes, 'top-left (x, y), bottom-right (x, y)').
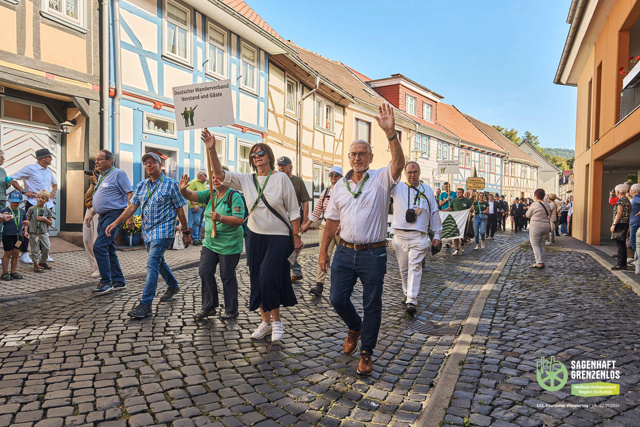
top-left (179, 168), bottom-right (245, 320)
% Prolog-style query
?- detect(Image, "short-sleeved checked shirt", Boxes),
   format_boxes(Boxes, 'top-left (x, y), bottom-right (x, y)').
top-left (130, 174), bottom-right (186, 241)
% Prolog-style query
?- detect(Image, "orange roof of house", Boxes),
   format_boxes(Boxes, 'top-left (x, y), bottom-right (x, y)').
top-left (220, 0), bottom-right (285, 42)
top-left (437, 103), bottom-right (506, 155)
top-left (464, 115), bottom-right (541, 167)
top-left (345, 66), bottom-right (371, 82)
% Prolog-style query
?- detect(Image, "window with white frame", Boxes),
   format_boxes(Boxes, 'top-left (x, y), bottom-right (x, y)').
top-left (144, 113), bottom-right (177, 138)
top-left (355, 118), bottom-right (371, 143)
top-left (207, 23), bottom-right (227, 77)
top-left (415, 134), bottom-right (429, 156)
top-left (479, 154), bottom-right (485, 171)
top-left (511, 163), bottom-right (516, 176)
top-left (465, 152), bottom-right (471, 168)
top-left (43, 0), bottom-right (85, 28)
top-left (314, 96), bottom-right (334, 131)
top-left (164, 0), bottom-right (190, 64)
top-left (313, 164), bottom-right (322, 194)
top-left (490, 157), bottom-right (496, 173)
top-left (238, 143), bottom-right (252, 173)
top-left (286, 79), bottom-right (297, 114)
top-left (422, 102), bottom-right (433, 122)
top-left (437, 141), bottom-right (449, 160)
top-left (240, 43), bottom-right (258, 92)
top-left (215, 136), bottom-right (225, 164)
top-left (406, 94), bottom-right (417, 116)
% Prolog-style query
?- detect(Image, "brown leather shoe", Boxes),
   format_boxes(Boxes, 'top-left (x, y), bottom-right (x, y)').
top-left (357, 350), bottom-right (373, 376)
top-left (291, 275), bottom-right (303, 283)
top-left (343, 328), bottom-right (361, 354)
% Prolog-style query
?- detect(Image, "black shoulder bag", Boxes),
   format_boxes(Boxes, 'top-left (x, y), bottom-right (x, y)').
top-left (252, 174), bottom-right (294, 252)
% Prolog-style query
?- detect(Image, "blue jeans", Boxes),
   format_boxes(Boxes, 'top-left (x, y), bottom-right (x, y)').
top-left (93, 209), bottom-right (125, 285)
top-left (629, 223), bottom-right (639, 253)
top-left (330, 244), bottom-right (386, 354)
top-left (560, 222), bottom-right (568, 234)
top-left (189, 207), bottom-right (204, 241)
top-left (140, 237), bottom-right (178, 305)
top-left (474, 215), bottom-right (487, 244)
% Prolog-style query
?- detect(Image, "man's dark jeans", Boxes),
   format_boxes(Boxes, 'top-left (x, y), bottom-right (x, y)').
top-left (330, 244), bottom-right (386, 354)
top-left (93, 209), bottom-right (125, 285)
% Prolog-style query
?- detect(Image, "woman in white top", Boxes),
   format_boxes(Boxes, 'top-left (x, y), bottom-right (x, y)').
top-left (526, 188), bottom-right (552, 268)
top-left (202, 130), bottom-right (303, 342)
top-left (300, 165), bottom-right (343, 297)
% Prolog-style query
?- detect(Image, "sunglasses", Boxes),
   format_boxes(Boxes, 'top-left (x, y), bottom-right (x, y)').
top-left (251, 151), bottom-right (265, 158)
top-left (329, 173), bottom-right (341, 178)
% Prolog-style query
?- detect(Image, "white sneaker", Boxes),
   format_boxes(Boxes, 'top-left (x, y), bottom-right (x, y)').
top-left (251, 322), bottom-right (272, 339)
top-left (91, 271), bottom-right (101, 278)
top-left (481, 241), bottom-right (485, 249)
top-left (271, 321), bottom-right (284, 341)
top-left (452, 250), bottom-right (459, 256)
top-left (475, 245), bottom-right (479, 250)
top-left (545, 242), bottom-right (553, 246)
top-left (19, 253), bottom-right (33, 264)
top-left (47, 256), bottom-right (54, 262)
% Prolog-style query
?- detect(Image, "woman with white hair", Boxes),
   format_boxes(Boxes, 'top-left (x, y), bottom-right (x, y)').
top-left (611, 183), bottom-right (632, 270)
top-left (629, 183), bottom-right (640, 275)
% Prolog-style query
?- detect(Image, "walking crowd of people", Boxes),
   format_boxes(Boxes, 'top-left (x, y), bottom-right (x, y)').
top-left (2, 103), bottom-right (637, 376)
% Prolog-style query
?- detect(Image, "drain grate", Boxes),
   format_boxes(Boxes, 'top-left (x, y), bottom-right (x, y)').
top-left (405, 319), bottom-right (462, 336)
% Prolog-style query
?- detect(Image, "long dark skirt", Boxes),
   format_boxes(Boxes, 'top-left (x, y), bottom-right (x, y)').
top-left (246, 230), bottom-right (298, 312)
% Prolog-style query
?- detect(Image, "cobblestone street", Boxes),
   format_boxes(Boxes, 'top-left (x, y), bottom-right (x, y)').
top-left (1, 232), bottom-right (639, 426)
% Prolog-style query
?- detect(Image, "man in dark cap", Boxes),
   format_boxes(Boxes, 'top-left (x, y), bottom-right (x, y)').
top-left (11, 148), bottom-right (58, 264)
top-left (277, 156), bottom-right (310, 283)
top-left (499, 195), bottom-right (508, 231)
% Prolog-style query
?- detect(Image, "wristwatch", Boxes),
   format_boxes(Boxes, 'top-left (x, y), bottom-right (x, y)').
top-left (294, 232), bottom-right (302, 237)
top-left (183, 230), bottom-right (191, 235)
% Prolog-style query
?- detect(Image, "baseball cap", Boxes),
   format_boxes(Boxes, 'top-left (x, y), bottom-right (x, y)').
top-left (277, 156), bottom-right (292, 166)
top-left (8, 191), bottom-right (22, 202)
top-left (142, 152), bottom-right (161, 164)
top-left (329, 166), bottom-right (343, 176)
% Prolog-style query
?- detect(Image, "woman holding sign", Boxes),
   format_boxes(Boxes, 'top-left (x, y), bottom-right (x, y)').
top-left (201, 129), bottom-right (302, 342)
top-left (179, 166), bottom-right (245, 321)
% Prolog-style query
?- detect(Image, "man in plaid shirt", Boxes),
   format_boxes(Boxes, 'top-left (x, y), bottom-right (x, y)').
top-left (106, 152), bottom-right (191, 319)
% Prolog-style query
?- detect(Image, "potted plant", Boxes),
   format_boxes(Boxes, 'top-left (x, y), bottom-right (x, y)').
top-left (121, 215), bottom-right (143, 246)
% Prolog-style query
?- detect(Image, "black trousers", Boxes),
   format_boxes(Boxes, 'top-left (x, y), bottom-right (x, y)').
top-left (614, 223), bottom-right (629, 268)
top-left (487, 214), bottom-right (497, 237)
top-left (199, 246), bottom-right (241, 313)
top-left (19, 201), bottom-right (34, 253)
top-left (515, 216), bottom-right (523, 232)
top-left (497, 213), bottom-right (505, 230)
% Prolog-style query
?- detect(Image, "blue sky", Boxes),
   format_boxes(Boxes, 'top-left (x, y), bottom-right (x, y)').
top-left (247, 0), bottom-right (577, 150)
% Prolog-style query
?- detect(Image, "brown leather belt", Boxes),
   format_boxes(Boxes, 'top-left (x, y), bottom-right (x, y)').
top-left (338, 239), bottom-right (388, 251)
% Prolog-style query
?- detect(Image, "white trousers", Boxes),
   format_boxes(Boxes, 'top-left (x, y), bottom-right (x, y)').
top-left (393, 229), bottom-right (430, 304)
top-left (83, 209), bottom-right (99, 273)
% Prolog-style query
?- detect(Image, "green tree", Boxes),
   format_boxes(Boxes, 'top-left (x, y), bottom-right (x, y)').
top-left (566, 157), bottom-right (575, 169)
top-left (545, 154), bottom-right (568, 171)
top-left (521, 131), bottom-right (542, 151)
top-left (493, 125), bottom-right (521, 145)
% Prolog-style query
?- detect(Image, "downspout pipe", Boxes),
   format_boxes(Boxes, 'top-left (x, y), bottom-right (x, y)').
top-left (113, 0), bottom-right (122, 163)
top-left (100, 0), bottom-right (108, 149)
top-left (296, 76), bottom-right (319, 176)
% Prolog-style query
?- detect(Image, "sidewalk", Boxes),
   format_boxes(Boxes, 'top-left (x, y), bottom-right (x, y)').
top-left (0, 229), bottom-right (322, 302)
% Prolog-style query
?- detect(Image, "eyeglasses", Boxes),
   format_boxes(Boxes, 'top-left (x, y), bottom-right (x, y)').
top-left (143, 161), bottom-right (158, 166)
top-left (348, 152), bottom-right (370, 159)
top-left (329, 173), bottom-right (341, 178)
top-left (406, 171), bottom-right (419, 175)
top-left (94, 158), bottom-right (106, 162)
top-left (251, 151), bottom-right (265, 159)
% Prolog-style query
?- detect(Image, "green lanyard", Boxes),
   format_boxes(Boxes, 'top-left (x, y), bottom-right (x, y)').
top-left (92, 167), bottom-right (114, 195)
top-left (406, 183), bottom-right (425, 207)
top-left (9, 207), bottom-right (20, 231)
top-left (141, 174), bottom-right (165, 217)
top-left (212, 189), bottom-right (228, 212)
top-left (345, 174), bottom-right (369, 198)
top-left (248, 170), bottom-right (273, 214)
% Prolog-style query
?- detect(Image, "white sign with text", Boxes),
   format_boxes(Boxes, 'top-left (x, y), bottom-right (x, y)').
top-left (437, 160), bottom-right (460, 175)
top-left (172, 80), bottom-right (234, 131)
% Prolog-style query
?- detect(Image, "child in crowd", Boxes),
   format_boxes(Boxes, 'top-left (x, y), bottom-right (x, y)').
top-left (1, 191), bottom-right (28, 280)
top-left (27, 190), bottom-right (54, 272)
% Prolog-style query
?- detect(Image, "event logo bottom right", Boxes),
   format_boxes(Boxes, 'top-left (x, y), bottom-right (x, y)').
top-left (536, 356), bottom-right (620, 396)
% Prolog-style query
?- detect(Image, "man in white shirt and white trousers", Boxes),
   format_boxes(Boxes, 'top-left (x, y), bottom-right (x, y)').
top-left (391, 162), bottom-right (441, 316)
top-left (319, 103), bottom-right (404, 376)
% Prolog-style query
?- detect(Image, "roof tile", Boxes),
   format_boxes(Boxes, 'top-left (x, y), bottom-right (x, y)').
top-left (220, 0), bottom-right (285, 42)
top-left (436, 104), bottom-right (505, 154)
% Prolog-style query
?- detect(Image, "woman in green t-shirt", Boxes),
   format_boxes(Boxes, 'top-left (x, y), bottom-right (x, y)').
top-left (179, 168), bottom-right (246, 321)
top-left (472, 192), bottom-right (490, 250)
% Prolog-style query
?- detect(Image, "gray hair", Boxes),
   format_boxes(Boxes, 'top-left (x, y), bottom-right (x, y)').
top-left (630, 183), bottom-right (640, 195)
top-left (615, 183), bottom-right (629, 194)
top-left (197, 170), bottom-right (208, 178)
top-left (100, 149), bottom-right (114, 161)
top-left (350, 140), bottom-right (372, 154)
